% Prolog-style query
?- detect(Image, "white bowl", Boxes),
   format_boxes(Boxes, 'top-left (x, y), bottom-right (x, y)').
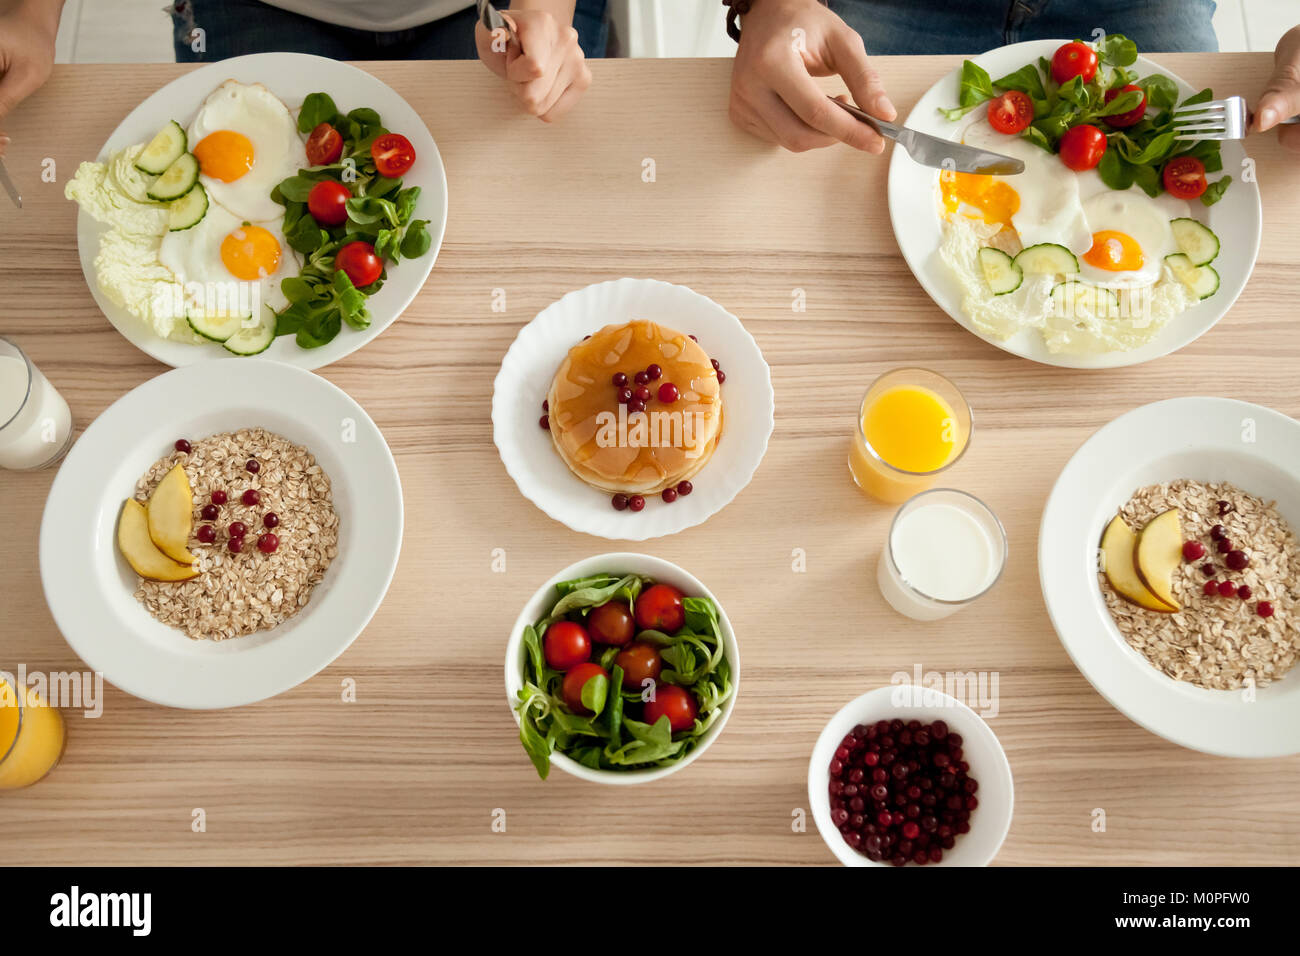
top-left (39, 360), bottom-right (403, 709)
top-left (808, 687), bottom-right (1014, 866)
top-left (1039, 396), bottom-right (1300, 756)
top-left (492, 278), bottom-right (774, 540)
top-left (503, 552), bottom-right (741, 784)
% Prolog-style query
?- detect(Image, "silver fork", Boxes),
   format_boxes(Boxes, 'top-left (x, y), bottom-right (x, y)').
top-left (1171, 94), bottom-right (1299, 141)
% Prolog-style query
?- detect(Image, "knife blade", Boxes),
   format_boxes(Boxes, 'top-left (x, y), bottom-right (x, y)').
top-left (831, 98), bottom-right (1024, 176)
top-left (0, 158), bottom-right (21, 209)
top-left (476, 0), bottom-right (518, 44)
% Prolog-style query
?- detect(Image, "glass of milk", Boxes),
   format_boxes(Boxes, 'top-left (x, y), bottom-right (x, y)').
top-left (0, 337), bottom-right (74, 471)
top-left (878, 488), bottom-right (1007, 621)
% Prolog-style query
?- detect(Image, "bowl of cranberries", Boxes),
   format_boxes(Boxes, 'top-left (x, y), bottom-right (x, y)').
top-left (505, 552), bottom-right (739, 784)
top-left (809, 686), bottom-right (1014, 866)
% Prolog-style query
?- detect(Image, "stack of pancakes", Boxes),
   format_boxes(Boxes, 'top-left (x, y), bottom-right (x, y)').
top-left (547, 320), bottom-right (723, 496)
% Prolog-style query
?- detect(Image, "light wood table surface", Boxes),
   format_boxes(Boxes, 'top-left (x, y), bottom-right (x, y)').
top-left (1, 54), bottom-right (1297, 866)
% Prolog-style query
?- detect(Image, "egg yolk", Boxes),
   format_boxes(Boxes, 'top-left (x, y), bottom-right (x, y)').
top-left (940, 171), bottom-right (1020, 227)
top-left (1083, 230), bottom-right (1144, 272)
top-left (193, 130), bottom-right (255, 183)
top-left (220, 225), bottom-right (281, 280)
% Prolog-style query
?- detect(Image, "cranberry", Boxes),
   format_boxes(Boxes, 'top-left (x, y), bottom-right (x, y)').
top-left (542, 399), bottom-right (548, 412)
top-left (658, 382), bottom-right (679, 404)
top-left (245, 459), bottom-right (260, 474)
top-left (263, 512), bottom-right (279, 529)
top-left (688, 334), bottom-right (698, 342)
top-left (242, 489), bottom-right (261, 507)
top-left (1210, 524), bottom-right (1225, 540)
top-left (634, 385), bottom-right (651, 403)
top-left (1203, 579), bottom-right (1219, 596)
top-left (174, 439), bottom-right (192, 453)
top-left (1257, 601), bottom-right (1275, 618)
top-left (646, 364), bottom-right (662, 380)
top-left (201, 503), bottom-right (220, 521)
top-left (539, 414), bottom-right (549, 430)
top-left (611, 494), bottom-right (629, 511)
top-left (1217, 538), bottom-right (1233, 554)
top-left (627, 398), bottom-right (647, 413)
top-left (628, 495), bottom-right (645, 512)
top-left (227, 536), bottom-right (244, 554)
top-left (228, 521), bottom-right (247, 538)
top-left (1218, 581), bottom-right (1237, 598)
top-left (711, 358), bottom-right (720, 371)
top-left (612, 372), bottom-right (628, 387)
top-left (1238, 585), bottom-right (1253, 600)
top-left (1217, 499), bottom-right (1233, 516)
top-left (256, 533), bottom-right (279, 554)
top-left (1225, 550), bottom-right (1249, 571)
top-left (1182, 540), bottom-right (1205, 561)
top-left (210, 490), bottom-right (228, 505)
top-left (617, 387), bottom-right (633, 404)
top-left (634, 371), bottom-right (649, 386)
top-left (1200, 563), bottom-right (1216, 577)
top-left (196, 525), bottom-right (216, 544)
top-left (716, 370), bottom-right (726, 384)
top-left (662, 488), bottom-right (678, 503)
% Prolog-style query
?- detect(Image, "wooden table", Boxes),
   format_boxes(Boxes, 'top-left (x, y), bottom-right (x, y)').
top-left (1, 54), bottom-right (1296, 866)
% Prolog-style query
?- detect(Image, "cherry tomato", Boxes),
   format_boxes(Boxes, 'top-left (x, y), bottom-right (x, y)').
top-left (1162, 156), bottom-right (1208, 199)
top-left (987, 90), bottom-right (1034, 135)
top-left (561, 662), bottom-right (608, 715)
top-left (587, 600), bottom-right (635, 646)
top-left (634, 583), bottom-right (686, 633)
top-left (643, 684), bottom-right (697, 733)
top-left (1103, 84), bottom-right (1146, 128)
top-left (1058, 124), bottom-right (1107, 171)
top-left (1050, 41), bottom-right (1098, 85)
top-left (335, 240), bottom-right (383, 287)
top-left (614, 642), bottom-right (662, 689)
top-left (306, 180), bottom-right (350, 227)
top-left (305, 123), bottom-right (344, 166)
top-left (371, 133), bottom-right (416, 178)
top-left (543, 620), bottom-right (591, 671)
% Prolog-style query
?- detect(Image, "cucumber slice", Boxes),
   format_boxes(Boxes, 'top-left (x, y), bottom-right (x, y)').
top-left (168, 182), bottom-right (208, 231)
top-left (145, 152), bottom-right (200, 202)
top-left (1170, 218), bottom-right (1219, 266)
top-left (978, 247), bottom-right (1022, 295)
top-left (1050, 281), bottom-right (1119, 317)
top-left (135, 121), bottom-right (187, 176)
top-left (223, 309), bottom-right (276, 356)
top-left (1012, 242), bottom-right (1080, 276)
top-left (186, 306), bottom-right (250, 343)
top-left (1165, 253), bottom-right (1220, 299)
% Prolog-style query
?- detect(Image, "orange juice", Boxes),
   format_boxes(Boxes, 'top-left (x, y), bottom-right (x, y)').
top-left (0, 678), bottom-right (65, 790)
top-left (849, 370), bottom-right (971, 503)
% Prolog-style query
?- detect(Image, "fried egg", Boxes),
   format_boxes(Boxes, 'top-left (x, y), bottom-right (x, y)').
top-left (1077, 189), bottom-right (1187, 287)
top-left (188, 80), bottom-right (304, 223)
top-left (159, 202), bottom-right (299, 319)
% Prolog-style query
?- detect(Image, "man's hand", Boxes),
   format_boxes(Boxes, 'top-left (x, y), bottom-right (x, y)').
top-left (0, 0), bottom-right (64, 155)
top-left (729, 0), bottom-right (895, 152)
top-left (475, 3), bottom-right (591, 123)
top-left (1253, 24), bottom-right (1300, 154)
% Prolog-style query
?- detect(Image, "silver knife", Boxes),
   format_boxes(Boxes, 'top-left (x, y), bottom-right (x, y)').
top-left (0, 157), bottom-right (21, 209)
top-left (831, 97), bottom-right (1024, 176)
top-left (476, 0), bottom-right (518, 45)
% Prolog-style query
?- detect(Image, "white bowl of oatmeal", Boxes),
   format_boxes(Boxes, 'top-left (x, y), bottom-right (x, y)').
top-left (1039, 397), bottom-right (1300, 756)
top-left (39, 360), bottom-right (403, 709)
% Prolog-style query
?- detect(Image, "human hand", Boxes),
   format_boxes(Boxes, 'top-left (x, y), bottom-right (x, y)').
top-left (475, 5), bottom-right (592, 123)
top-left (0, 0), bottom-right (63, 155)
top-left (729, 0), bottom-right (895, 152)
top-left (1252, 25), bottom-right (1300, 154)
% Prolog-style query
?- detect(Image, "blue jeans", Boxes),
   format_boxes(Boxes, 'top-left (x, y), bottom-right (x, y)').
top-left (169, 0), bottom-right (609, 61)
top-left (828, 0), bottom-right (1219, 54)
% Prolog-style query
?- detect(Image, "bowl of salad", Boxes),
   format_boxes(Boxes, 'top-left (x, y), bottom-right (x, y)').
top-left (504, 553), bottom-right (739, 784)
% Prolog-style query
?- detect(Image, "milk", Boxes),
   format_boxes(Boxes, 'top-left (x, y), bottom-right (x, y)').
top-left (878, 490), bottom-right (1006, 621)
top-left (0, 350), bottom-right (73, 470)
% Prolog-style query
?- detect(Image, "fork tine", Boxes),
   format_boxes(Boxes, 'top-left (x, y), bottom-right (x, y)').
top-left (1169, 123), bottom-right (1226, 134)
top-left (1174, 133), bottom-right (1228, 141)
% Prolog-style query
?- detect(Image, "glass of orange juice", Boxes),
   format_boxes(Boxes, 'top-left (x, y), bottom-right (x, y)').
top-left (848, 368), bottom-right (972, 504)
top-left (0, 676), bottom-right (66, 790)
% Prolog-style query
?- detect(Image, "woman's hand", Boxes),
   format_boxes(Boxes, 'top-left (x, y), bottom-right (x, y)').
top-left (476, 3), bottom-right (591, 123)
top-left (1253, 25), bottom-right (1300, 153)
top-left (729, 0), bottom-right (895, 152)
top-left (0, 0), bottom-right (64, 155)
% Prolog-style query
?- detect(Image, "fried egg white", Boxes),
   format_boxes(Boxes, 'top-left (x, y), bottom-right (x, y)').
top-left (188, 80), bottom-right (304, 223)
top-left (159, 202), bottom-right (299, 319)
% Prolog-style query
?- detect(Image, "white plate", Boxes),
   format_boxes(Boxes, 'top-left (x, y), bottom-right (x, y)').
top-left (888, 40), bottom-right (1262, 369)
top-left (503, 552), bottom-right (741, 784)
top-left (492, 278), bottom-right (774, 541)
top-left (76, 52), bottom-right (447, 370)
top-left (808, 687), bottom-right (1014, 866)
top-left (1039, 397), bottom-right (1300, 756)
top-left (39, 360), bottom-right (403, 709)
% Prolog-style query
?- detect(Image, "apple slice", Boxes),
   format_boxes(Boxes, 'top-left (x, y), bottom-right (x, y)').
top-left (118, 499), bottom-right (198, 582)
top-left (1135, 508), bottom-right (1183, 611)
top-left (1100, 515), bottom-right (1176, 612)
top-left (147, 463), bottom-right (196, 564)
